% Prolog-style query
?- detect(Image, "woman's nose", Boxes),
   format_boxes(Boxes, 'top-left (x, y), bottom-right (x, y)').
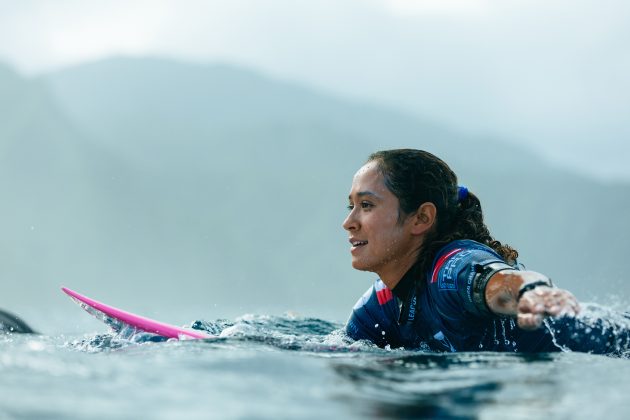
top-left (342, 211), bottom-right (358, 231)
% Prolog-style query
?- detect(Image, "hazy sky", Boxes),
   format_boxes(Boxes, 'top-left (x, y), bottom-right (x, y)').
top-left (1, 0), bottom-right (628, 180)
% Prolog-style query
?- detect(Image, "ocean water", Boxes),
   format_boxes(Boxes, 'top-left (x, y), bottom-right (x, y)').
top-left (2, 314), bottom-right (630, 420)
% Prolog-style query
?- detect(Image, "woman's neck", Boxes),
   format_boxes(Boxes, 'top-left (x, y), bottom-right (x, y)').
top-left (377, 247), bottom-right (421, 290)
top-left (379, 266), bottom-right (412, 290)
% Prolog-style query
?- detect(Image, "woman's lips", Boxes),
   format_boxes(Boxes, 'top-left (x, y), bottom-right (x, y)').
top-left (349, 239), bottom-right (368, 253)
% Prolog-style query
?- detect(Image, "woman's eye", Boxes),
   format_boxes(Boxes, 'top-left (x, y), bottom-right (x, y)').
top-left (347, 202), bottom-right (373, 211)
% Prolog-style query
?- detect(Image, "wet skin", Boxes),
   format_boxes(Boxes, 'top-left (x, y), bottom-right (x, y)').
top-left (485, 270), bottom-right (580, 330)
top-left (342, 162), bottom-right (433, 290)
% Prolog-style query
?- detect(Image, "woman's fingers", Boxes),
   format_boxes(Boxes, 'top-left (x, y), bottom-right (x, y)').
top-left (517, 312), bottom-right (544, 330)
top-left (517, 287), bottom-right (581, 330)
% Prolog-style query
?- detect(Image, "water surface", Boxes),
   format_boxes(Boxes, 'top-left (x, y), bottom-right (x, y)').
top-left (1, 315), bottom-right (629, 419)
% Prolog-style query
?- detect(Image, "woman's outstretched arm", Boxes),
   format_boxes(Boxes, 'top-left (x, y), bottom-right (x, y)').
top-left (484, 270), bottom-right (581, 330)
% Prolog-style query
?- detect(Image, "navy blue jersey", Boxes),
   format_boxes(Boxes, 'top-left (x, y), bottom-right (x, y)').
top-left (346, 240), bottom-right (630, 354)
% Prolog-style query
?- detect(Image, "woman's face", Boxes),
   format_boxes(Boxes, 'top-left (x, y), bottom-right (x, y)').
top-left (342, 162), bottom-right (419, 280)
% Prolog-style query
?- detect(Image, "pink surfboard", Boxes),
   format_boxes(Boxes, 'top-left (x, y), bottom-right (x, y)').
top-left (61, 287), bottom-right (211, 340)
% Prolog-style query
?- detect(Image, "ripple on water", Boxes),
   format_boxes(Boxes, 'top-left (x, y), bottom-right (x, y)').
top-left (2, 314), bottom-right (630, 419)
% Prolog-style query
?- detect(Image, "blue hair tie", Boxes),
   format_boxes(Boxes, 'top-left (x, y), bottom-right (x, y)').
top-left (457, 186), bottom-right (469, 203)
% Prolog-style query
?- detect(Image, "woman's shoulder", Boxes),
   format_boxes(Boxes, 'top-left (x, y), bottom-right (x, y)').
top-left (432, 239), bottom-right (502, 265)
top-left (428, 239), bottom-right (508, 283)
top-left (438, 239), bottom-right (499, 255)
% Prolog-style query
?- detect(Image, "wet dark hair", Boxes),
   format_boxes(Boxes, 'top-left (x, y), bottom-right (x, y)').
top-left (368, 149), bottom-right (518, 282)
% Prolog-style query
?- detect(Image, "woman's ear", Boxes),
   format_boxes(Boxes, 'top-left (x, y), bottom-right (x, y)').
top-left (410, 202), bottom-right (436, 235)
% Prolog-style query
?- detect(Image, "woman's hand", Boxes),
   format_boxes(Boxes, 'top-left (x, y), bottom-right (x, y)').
top-left (517, 286), bottom-right (581, 330)
top-left (485, 270), bottom-right (581, 330)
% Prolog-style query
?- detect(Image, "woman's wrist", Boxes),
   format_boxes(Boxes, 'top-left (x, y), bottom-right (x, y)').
top-left (516, 279), bottom-right (554, 301)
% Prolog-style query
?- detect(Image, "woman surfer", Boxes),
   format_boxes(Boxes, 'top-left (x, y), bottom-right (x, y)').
top-left (344, 149), bottom-right (629, 354)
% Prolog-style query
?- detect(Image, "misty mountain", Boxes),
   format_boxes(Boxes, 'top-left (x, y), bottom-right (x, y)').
top-left (1, 57), bottom-right (628, 330)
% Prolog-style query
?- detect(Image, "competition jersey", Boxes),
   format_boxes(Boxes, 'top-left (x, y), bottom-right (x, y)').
top-left (345, 240), bottom-right (562, 352)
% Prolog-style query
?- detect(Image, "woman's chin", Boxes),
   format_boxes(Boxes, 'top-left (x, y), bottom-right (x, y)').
top-left (351, 260), bottom-right (372, 272)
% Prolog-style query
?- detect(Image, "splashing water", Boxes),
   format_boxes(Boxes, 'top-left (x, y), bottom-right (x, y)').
top-left (544, 303), bottom-right (630, 357)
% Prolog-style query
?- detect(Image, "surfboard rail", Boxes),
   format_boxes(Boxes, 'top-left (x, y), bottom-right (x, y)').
top-left (61, 287), bottom-right (211, 340)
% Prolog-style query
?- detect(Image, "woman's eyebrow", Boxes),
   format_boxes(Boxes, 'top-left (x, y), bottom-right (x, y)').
top-left (349, 191), bottom-right (380, 200)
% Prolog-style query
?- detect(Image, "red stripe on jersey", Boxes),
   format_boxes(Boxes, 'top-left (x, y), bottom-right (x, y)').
top-left (431, 248), bottom-right (462, 283)
top-left (376, 287), bottom-right (393, 305)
